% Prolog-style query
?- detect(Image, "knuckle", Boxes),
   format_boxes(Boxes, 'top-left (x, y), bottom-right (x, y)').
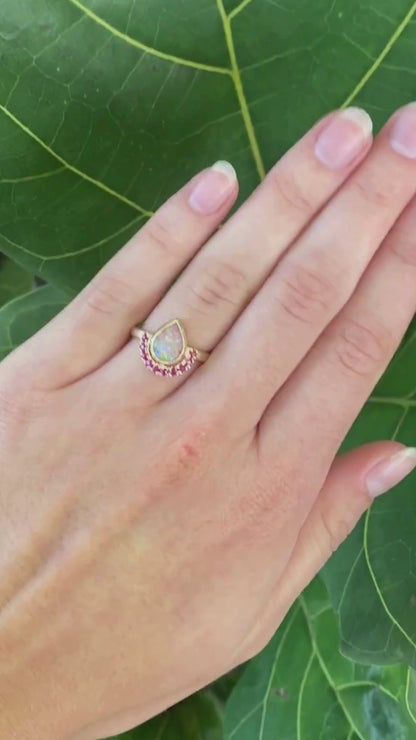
top-left (388, 228), bottom-right (416, 268)
top-left (0, 384), bottom-right (24, 423)
top-left (351, 177), bottom-right (390, 209)
top-left (233, 472), bottom-right (298, 537)
top-left (277, 262), bottom-right (336, 325)
top-left (314, 502), bottom-right (354, 556)
top-left (144, 213), bottom-right (182, 260)
top-left (85, 272), bottom-right (136, 317)
top-left (0, 377), bottom-right (39, 436)
top-left (334, 318), bottom-right (389, 377)
top-left (270, 169), bottom-right (314, 213)
top-left (188, 258), bottom-right (247, 316)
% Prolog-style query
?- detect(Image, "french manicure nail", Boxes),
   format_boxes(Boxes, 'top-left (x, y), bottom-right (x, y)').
top-left (390, 103), bottom-right (416, 159)
top-left (188, 161), bottom-right (237, 215)
top-left (365, 446), bottom-right (416, 498)
top-left (314, 107), bottom-right (373, 169)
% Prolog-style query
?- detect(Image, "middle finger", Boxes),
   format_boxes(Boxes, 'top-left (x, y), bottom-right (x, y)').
top-left (103, 107), bottom-right (372, 395)
top-left (198, 103), bottom-right (416, 431)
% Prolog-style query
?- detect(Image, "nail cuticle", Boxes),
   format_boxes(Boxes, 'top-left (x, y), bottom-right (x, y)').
top-left (314, 107), bottom-right (373, 170)
top-left (188, 161), bottom-right (237, 215)
top-left (365, 446), bottom-right (416, 498)
top-left (390, 103), bottom-right (416, 159)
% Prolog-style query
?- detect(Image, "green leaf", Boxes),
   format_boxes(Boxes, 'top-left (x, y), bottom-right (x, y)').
top-left (0, 284), bottom-right (68, 361)
top-left (323, 328), bottom-right (416, 668)
top-left (111, 691), bottom-right (223, 740)
top-left (405, 669), bottom-right (416, 724)
top-left (2, 1), bottom-right (416, 734)
top-left (0, 254), bottom-right (33, 307)
top-left (210, 668), bottom-right (247, 705)
top-left (224, 578), bottom-right (416, 739)
top-left (1, 1), bottom-right (416, 292)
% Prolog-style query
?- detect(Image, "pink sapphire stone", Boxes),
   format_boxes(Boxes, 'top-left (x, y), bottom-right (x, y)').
top-left (138, 328), bottom-right (199, 378)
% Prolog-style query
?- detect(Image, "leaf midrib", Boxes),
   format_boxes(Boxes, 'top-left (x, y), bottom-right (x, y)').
top-left (216, 0), bottom-right (265, 179)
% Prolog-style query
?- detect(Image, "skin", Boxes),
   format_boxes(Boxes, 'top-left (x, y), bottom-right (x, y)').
top-left (1, 105), bottom-right (416, 740)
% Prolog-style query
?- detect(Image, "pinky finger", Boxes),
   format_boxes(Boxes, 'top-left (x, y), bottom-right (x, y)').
top-left (238, 442), bottom-right (416, 660)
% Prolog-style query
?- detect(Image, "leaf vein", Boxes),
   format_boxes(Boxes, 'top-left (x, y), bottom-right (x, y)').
top-left (337, 546), bottom-right (364, 618)
top-left (0, 167), bottom-right (66, 184)
top-left (0, 104), bottom-right (152, 216)
top-left (0, 215), bottom-right (145, 263)
top-left (296, 651), bottom-right (314, 739)
top-left (405, 668), bottom-right (416, 724)
top-left (229, 0), bottom-right (256, 22)
top-left (300, 596), bottom-right (366, 740)
top-left (227, 699), bottom-right (263, 738)
top-left (341, 1), bottom-right (416, 108)
top-left (363, 507), bottom-right (416, 655)
top-left (337, 680), bottom-right (398, 701)
top-left (257, 604), bottom-right (299, 739)
top-left (369, 395), bottom-right (416, 408)
top-left (67, 0), bottom-right (231, 75)
top-left (362, 405), bottom-right (416, 657)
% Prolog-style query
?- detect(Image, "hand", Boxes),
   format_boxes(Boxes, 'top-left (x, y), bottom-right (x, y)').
top-left (1, 104), bottom-right (416, 740)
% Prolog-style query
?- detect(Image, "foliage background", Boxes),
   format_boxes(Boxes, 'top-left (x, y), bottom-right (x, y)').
top-left (1, 0), bottom-right (416, 737)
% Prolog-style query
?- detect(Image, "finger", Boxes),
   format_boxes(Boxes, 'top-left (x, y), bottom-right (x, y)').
top-left (201, 103), bottom-right (416, 432)
top-left (259, 187), bottom-right (416, 487)
top-left (100, 108), bottom-right (373, 399)
top-left (239, 442), bottom-right (416, 660)
top-left (6, 163), bottom-right (238, 389)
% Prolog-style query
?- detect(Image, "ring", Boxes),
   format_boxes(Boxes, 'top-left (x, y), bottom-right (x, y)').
top-left (131, 319), bottom-right (210, 377)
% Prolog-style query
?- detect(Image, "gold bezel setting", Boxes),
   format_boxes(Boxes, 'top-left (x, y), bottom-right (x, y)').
top-left (138, 319), bottom-right (198, 377)
top-left (148, 319), bottom-right (187, 367)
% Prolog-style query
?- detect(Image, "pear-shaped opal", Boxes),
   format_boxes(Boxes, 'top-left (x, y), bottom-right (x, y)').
top-left (150, 321), bottom-right (185, 365)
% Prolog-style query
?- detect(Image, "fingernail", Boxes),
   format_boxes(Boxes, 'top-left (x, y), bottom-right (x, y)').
top-left (390, 103), bottom-right (416, 159)
top-left (314, 107), bottom-right (373, 169)
top-left (188, 161), bottom-right (237, 215)
top-left (365, 447), bottom-right (416, 498)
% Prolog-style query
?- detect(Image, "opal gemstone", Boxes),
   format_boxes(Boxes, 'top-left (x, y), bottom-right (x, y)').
top-left (151, 321), bottom-right (185, 364)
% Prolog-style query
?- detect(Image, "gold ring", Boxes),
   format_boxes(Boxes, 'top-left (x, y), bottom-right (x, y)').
top-left (131, 319), bottom-right (210, 378)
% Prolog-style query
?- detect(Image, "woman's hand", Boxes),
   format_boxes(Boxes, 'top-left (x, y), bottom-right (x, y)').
top-left (2, 104), bottom-right (416, 740)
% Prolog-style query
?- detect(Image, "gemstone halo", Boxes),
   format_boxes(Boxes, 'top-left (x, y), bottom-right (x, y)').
top-left (132, 318), bottom-right (206, 378)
